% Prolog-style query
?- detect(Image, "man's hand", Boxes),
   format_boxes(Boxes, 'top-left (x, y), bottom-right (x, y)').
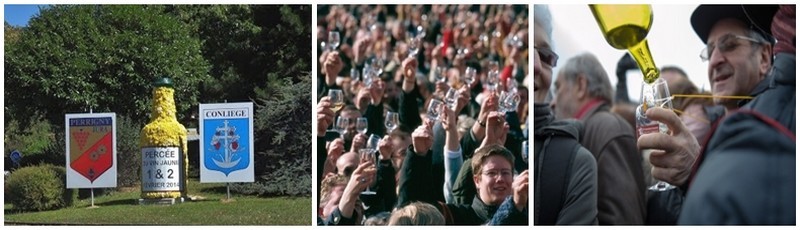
top-left (378, 135), bottom-right (393, 161)
top-left (441, 103), bottom-right (457, 133)
top-left (317, 97), bottom-right (335, 137)
top-left (339, 161), bottom-right (376, 218)
top-left (351, 133), bottom-right (367, 152)
top-left (327, 138), bottom-right (345, 164)
top-left (324, 51), bottom-right (344, 86)
top-left (401, 57), bottom-right (418, 93)
top-left (513, 170), bottom-right (529, 212)
top-left (369, 80), bottom-right (385, 105)
top-left (482, 112), bottom-right (508, 146)
top-left (454, 87), bottom-right (470, 114)
top-left (637, 107), bottom-right (700, 187)
top-left (411, 121), bottom-right (434, 155)
top-left (353, 35), bottom-right (373, 64)
top-left (478, 94), bottom-right (499, 126)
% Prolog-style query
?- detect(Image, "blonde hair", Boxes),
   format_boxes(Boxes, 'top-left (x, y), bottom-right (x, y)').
top-left (318, 174), bottom-right (349, 209)
top-left (388, 202), bottom-right (445, 225)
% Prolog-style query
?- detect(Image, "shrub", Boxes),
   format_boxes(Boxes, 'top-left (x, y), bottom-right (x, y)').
top-left (6, 164), bottom-right (73, 211)
top-left (4, 115), bottom-right (56, 167)
top-left (230, 156), bottom-right (310, 196)
top-left (116, 116), bottom-right (143, 188)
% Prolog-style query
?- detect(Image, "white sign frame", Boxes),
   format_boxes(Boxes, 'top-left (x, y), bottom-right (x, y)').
top-left (199, 102), bottom-right (255, 183)
top-left (65, 113), bottom-right (117, 188)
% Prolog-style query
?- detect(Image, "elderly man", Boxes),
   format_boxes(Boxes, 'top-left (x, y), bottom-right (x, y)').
top-left (551, 53), bottom-right (646, 225)
top-left (532, 5), bottom-right (597, 225)
top-left (640, 5), bottom-right (795, 224)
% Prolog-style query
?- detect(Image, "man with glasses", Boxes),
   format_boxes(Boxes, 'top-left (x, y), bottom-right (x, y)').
top-left (640, 5), bottom-right (795, 224)
top-left (532, 5), bottom-right (597, 225)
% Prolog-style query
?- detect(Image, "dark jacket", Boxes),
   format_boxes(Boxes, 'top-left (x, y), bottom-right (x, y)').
top-left (396, 146), bottom-right (525, 225)
top-left (678, 53), bottom-right (795, 225)
top-left (579, 102), bottom-right (647, 224)
top-left (533, 103), bottom-right (598, 225)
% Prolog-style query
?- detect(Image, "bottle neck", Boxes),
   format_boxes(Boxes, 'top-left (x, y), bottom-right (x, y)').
top-left (152, 87), bottom-right (177, 120)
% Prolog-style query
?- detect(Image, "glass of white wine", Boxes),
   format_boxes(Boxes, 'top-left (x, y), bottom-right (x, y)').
top-left (636, 77), bottom-right (675, 191)
top-left (328, 89), bottom-right (344, 113)
top-left (427, 99), bottom-right (445, 122)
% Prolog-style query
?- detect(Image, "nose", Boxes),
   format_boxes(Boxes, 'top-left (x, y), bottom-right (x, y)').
top-left (708, 46), bottom-right (726, 71)
top-left (533, 49), bottom-right (542, 77)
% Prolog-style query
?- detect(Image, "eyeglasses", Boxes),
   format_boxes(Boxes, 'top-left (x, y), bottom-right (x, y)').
top-left (481, 169), bottom-right (513, 179)
top-left (699, 34), bottom-right (763, 62)
top-left (534, 46), bottom-right (559, 67)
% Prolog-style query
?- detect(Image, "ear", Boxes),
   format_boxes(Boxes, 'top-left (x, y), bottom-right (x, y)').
top-left (576, 74), bottom-right (588, 99)
top-left (473, 174), bottom-right (481, 188)
top-left (758, 44), bottom-right (772, 78)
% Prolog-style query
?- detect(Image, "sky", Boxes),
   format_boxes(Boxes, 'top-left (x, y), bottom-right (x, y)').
top-left (546, 4), bottom-right (710, 102)
top-left (4, 4), bottom-right (48, 27)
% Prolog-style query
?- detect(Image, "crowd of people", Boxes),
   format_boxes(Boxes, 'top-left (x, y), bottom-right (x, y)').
top-left (315, 5), bottom-right (530, 225)
top-left (534, 4), bottom-right (795, 225)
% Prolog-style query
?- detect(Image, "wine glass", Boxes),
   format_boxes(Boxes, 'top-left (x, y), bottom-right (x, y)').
top-left (434, 66), bottom-right (447, 83)
top-left (636, 77), bottom-right (675, 191)
top-left (384, 111), bottom-right (399, 133)
top-left (356, 117), bottom-right (368, 135)
top-left (328, 31), bottom-right (340, 51)
top-left (416, 25), bottom-right (425, 37)
top-left (351, 67), bottom-right (360, 84)
top-left (408, 35), bottom-right (421, 58)
top-left (444, 88), bottom-right (459, 111)
top-left (463, 67), bottom-right (477, 87)
top-left (362, 66), bottom-right (375, 88)
top-left (489, 60), bottom-right (500, 73)
top-left (370, 57), bottom-right (384, 76)
top-left (328, 89), bottom-right (344, 113)
top-left (486, 70), bottom-right (500, 92)
top-left (427, 99), bottom-right (445, 121)
top-left (499, 91), bottom-right (521, 114)
top-left (335, 116), bottom-right (349, 137)
top-left (359, 148), bottom-right (377, 195)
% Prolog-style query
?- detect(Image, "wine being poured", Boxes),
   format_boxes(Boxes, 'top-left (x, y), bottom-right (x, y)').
top-left (590, 4), bottom-right (660, 84)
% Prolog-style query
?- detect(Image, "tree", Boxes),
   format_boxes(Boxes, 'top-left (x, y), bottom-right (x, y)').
top-left (4, 5), bottom-right (211, 126)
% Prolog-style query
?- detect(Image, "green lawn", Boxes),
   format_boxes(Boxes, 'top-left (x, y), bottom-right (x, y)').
top-left (4, 179), bottom-right (311, 225)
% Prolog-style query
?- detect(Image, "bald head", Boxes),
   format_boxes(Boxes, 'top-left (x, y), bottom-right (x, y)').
top-left (336, 152), bottom-right (359, 176)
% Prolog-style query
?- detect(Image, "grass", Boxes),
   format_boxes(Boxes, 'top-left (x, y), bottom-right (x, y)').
top-left (4, 179), bottom-right (311, 225)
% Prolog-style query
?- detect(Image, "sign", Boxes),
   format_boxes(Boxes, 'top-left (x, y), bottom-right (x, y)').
top-left (141, 147), bottom-right (182, 191)
top-left (65, 113), bottom-right (117, 188)
top-left (10, 150), bottom-right (21, 166)
top-left (199, 102), bottom-right (254, 183)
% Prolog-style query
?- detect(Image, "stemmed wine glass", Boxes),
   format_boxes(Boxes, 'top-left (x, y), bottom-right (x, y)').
top-left (335, 116), bottom-right (349, 138)
top-left (370, 57), bottom-right (384, 76)
top-left (486, 69), bottom-right (500, 92)
top-left (407, 31), bottom-right (422, 58)
top-left (360, 134), bottom-right (381, 195)
top-left (356, 117), bottom-right (368, 135)
top-left (328, 31), bottom-right (340, 51)
top-left (463, 67), bottom-right (477, 87)
top-left (328, 89), bottom-right (344, 113)
top-left (384, 111), bottom-right (399, 133)
top-left (434, 66), bottom-right (447, 83)
top-left (427, 99), bottom-right (445, 121)
top-left (351, 67), bottom-right (360, 84)
top-left (636, 77), bottom-right (675, 191)
top-left (444, 88), bottom-right (459, 111)
top-left (498, 91), bottom-right (521, 114)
